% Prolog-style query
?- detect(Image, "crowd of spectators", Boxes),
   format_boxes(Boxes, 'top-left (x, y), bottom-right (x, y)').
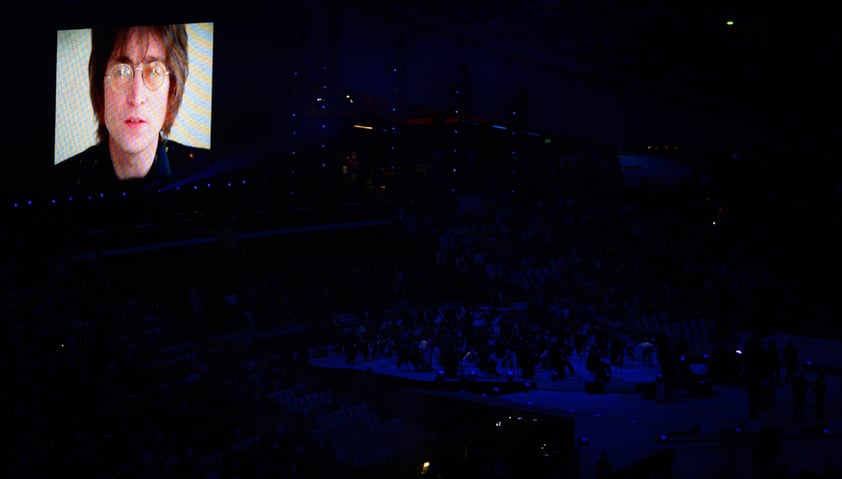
top-left (3, 143), bottom-right (841, 477)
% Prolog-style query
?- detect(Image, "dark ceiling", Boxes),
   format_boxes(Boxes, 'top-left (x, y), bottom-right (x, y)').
top-left (373, 0), bottom-right (840, 123)
top-left (45, 0), bottom-right (841, 103)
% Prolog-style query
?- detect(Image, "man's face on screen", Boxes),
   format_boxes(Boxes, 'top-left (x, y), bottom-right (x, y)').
top-left (104, 30), bottom-right (170, 163)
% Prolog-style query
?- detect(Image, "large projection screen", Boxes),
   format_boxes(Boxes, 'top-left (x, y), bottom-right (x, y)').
top-left (54, 22), bottom-right (214, 165)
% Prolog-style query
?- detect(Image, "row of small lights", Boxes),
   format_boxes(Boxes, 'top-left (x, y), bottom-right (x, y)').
top-left (9, 179), bottom-right (250, 209)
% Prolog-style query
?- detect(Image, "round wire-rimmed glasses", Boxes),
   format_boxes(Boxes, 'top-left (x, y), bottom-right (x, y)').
top-left (106, 61), bottom-right (169, 93)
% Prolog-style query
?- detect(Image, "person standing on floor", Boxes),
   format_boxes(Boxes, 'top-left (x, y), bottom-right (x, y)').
top-left (595, 450), bottom-right (612, 479)
top-left (766, 339), bottom-right (781, 387)
top-left (782, 339), bottom-right (798, 385)
top-left (812, 372), bottom-right (827, 422)
top-left (793, 371), bottom-right (809, 421)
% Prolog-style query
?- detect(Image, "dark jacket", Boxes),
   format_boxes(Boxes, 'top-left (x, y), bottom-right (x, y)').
top-left (53, 139), bottom-right (210, 194)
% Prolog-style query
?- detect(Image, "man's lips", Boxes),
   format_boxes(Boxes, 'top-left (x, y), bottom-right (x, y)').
top-left (125, 117), bottom-right (146, 124)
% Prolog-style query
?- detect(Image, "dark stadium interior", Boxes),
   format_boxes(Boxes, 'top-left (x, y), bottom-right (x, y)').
top-left (4, 1), bottom-right (842, 478)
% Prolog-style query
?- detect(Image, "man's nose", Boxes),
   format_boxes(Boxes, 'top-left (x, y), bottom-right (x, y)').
top-left (127, 68), bottom-right (146, 105)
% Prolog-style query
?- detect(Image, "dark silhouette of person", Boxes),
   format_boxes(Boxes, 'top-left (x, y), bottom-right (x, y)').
top-left (766, 339), bottom-right (781, 387)
top-left (823, 458), bottom-right (840, 478)
top-left (586, 345), bottom-right (611, 383)
top-left (609, 334), bottom-right (626, 367)
top-left (438, 341), bottom-right (459, 378)
top-left (396, 335), bottom-right (413, 370)
top-left (782, 339), bottom-right (797, 385)
top-left (344, 333), bottom-right (358, 364)
top-left (477, 342), bottom-right (499, 378)
top-left (743, 339), bottom-right (765, 387)
top-left (518, 343), bottom-right (537, 380)
top-left (641, 336), bottom-right (655, 367)
top-left (793, 371), bottom-right (809, 420)
top-left (812, 372), bottom-right (827, 422)
top-left (595, 450), bottom-right (612, 479)
top-left (747, 375), bottom-right (763, 420)
top-left (549, 341), bottom-right (575, 379)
